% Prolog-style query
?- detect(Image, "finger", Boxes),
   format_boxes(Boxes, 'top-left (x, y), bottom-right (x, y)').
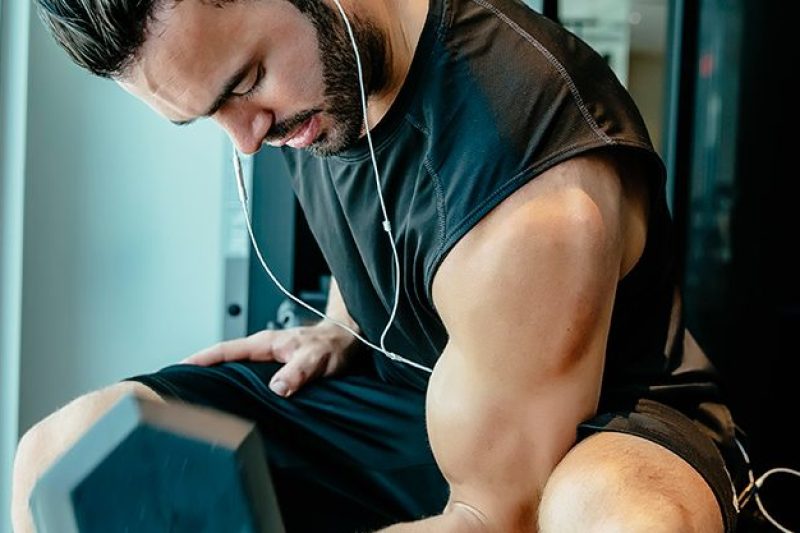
top-left (182, 331), bottom-right (275, 366)
top-left (268, 348), bottom-right (329, 398)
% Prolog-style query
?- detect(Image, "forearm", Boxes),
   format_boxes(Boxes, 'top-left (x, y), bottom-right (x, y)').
top-left (376, 505), bottom-right (488, 533)
top-left (321, 277), bottom-right (359, 333)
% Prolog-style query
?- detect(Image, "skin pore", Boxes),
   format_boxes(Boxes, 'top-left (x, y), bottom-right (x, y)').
top-left (118, 0), bottom-right (429, 156)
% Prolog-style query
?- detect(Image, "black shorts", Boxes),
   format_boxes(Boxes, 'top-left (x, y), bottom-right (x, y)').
top-left (126, 360), bottom-right (743, 532)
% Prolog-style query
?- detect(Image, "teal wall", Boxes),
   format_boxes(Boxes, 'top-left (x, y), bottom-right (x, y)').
top-left (2, 7), bottom-right (228, 530)
top-left (19, 8), bottom-right (227, 430)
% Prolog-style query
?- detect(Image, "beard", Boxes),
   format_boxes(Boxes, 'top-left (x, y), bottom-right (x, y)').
top-left (266, 1), bottom-right (388, 157)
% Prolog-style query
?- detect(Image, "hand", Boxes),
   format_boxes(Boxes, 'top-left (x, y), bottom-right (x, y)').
top-left (181, 322), bottom-right (361, 398)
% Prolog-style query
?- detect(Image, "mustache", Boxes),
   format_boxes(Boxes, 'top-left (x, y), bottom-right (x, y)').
top-left (263, 108), bottom-right (323, 143)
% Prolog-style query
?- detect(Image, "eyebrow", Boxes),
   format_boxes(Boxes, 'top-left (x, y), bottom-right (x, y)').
top-left (171, 63), bottom-right (252, 126)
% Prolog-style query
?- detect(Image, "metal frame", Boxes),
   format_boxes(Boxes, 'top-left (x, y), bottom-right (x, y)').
top-left (663, 0), bottom-right (699, 284)
top-left (1, 0), bottom-right (31, 529)
top-left (245, 148), bottom-right (298, 335)
top-left (543, 0), bottom-right (559, 22)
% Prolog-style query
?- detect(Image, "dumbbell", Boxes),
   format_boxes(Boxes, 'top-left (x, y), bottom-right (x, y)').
top-left (30, 393), bottom-right (285, 532)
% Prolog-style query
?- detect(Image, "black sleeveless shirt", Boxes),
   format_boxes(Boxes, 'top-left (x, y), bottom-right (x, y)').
top-left (280, 0), bottom-right (725, 418)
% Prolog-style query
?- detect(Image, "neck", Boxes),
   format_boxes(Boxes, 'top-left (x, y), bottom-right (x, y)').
top-left (350, 0), bottom-right (429, 127)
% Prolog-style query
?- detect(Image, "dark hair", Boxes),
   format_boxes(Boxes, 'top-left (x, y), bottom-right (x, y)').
top-left (35, 0), bottom-right (324, 79)
top-left (35, 0), bottom-right (163, 78)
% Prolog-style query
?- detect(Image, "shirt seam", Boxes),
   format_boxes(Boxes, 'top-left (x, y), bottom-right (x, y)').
top-left (405, 114), bottom-right (448, 312)
top-left (423, 158), bottom-right (448, 304)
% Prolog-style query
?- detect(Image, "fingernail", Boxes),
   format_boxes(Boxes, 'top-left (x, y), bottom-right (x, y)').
top-left (270, 380), bottom-right (289, 397)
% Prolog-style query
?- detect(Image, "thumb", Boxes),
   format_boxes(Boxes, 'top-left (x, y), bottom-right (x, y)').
top-left (269, 351), bottom-right (326, 398)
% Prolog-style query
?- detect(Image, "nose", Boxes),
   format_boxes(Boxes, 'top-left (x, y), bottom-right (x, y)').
top-left (214, 105), bottom-right (273, 155)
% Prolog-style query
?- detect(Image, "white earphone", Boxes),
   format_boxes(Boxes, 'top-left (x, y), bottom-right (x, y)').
top-left (231, 0), bottom-right (433, 374)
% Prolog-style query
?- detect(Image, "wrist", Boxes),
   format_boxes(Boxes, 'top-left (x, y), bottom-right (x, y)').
top-left (316, 316), bottom-right (360, 337)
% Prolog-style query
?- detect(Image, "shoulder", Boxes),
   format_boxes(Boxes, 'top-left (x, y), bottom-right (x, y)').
top-left (431, 150), bottom-right (651, 319)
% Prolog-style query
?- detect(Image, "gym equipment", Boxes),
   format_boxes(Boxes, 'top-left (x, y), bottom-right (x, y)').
top-left (30, 393), bottom-right (284, 533)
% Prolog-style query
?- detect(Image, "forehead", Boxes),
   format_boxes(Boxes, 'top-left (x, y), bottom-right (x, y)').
top-left (118, 0), bottom-right (303, 120)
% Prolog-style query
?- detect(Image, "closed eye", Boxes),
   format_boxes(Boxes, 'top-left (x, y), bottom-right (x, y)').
top-left (232, 64), bottom-right (265, 101)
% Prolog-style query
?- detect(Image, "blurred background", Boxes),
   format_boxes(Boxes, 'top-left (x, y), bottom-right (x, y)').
top-left (1, 0), bottom-right (797, 531)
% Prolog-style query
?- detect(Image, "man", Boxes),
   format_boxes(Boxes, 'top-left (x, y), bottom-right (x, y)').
top-left (13, 0), bottom-right (743, 531)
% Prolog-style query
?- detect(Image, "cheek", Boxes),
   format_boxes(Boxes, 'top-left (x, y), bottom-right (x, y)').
top-left (267, 23), bottom-right (327, 105)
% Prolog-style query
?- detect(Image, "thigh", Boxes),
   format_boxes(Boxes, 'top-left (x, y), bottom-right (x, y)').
top-left (542, 398), bottom-right (737, 532)
top-left (125, 361), bottom-right (448, 533)
top-left (541, 431), bottom-right (724, 533)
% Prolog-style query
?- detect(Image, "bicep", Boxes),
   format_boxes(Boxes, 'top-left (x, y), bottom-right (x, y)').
top-left (427, 345), bottom-right (597, 531)
top-left (427, 157), bottom-right (628, 529)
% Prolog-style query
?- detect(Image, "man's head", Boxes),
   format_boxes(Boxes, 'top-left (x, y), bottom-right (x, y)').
top-left (36, 0), bottom-right (388, 156)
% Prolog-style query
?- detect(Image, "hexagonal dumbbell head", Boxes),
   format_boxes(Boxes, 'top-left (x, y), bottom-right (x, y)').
top-left (30, 393), bottom-right (284, 533)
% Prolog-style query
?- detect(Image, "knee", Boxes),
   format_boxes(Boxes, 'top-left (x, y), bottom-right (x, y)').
top-left (14, 398), bottom-right (85, 493)
top-left (12, 396), bottom-right (87, 532)
top-left (15, 381), bottom-right (161, 466)
top-left (11, 381), bottom-right (162, 531)
top-left (14, 422), bottom-right (46, 480)
top-left (538, 455), bottom-right (694, 533)
top-left (20, 380), bottom-right (162, 455)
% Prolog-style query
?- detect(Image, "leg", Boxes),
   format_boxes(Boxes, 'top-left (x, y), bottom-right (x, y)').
top-left (112, 361), bottom-right (448, 532)
top-left (538, 431), bottom-right (723, 533)
top-left (11, 381), bottom-right (164, 533)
